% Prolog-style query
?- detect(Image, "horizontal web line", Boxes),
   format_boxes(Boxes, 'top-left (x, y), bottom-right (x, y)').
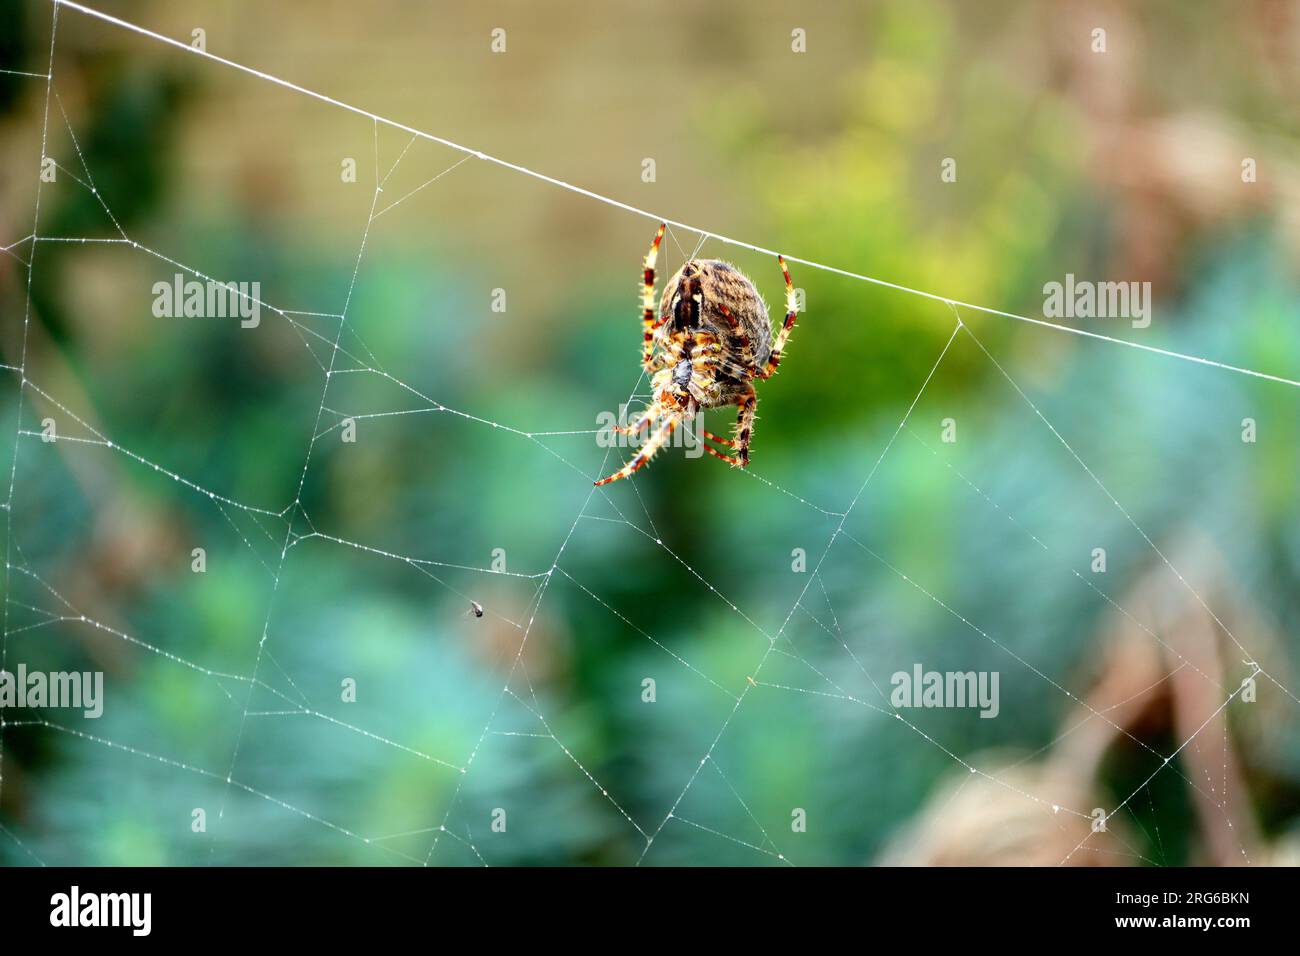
top-left (49, 0), bottom-right (1300, 390)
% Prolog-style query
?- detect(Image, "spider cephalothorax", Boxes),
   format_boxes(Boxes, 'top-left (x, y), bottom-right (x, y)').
top-left (595, 223), bottom-right (800, 486)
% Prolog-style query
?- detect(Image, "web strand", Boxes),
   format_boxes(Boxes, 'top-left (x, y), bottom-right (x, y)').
top-left (43, 0), bottom-right (1300, 392)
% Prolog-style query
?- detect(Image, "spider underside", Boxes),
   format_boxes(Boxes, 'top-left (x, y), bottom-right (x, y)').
top-left (595, 224), bottom-right (801, 486)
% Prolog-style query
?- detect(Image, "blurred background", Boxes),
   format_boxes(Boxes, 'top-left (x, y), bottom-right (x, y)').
top-left (1, 0), bottom-right (1298, 866)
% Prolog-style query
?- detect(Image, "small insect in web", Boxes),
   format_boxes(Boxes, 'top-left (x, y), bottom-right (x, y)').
top-left (595, 223), bottom-right (801, 486)
top-left (468, 601), bottom-right (484, 619)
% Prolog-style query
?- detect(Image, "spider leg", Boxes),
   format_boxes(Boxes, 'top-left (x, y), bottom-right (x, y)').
top-left (716, 302), bottom-right (752, 357)
top-left (594, 409), bottom-right (681, 486)
top-left (686, 333), bottom-right (726, 408)
top-left (701, 443), bottom-right (741, 466)
top-left (690, 332), bottom-right (721, 371)
top-left (702, 384), bottom-right (757, 468)
top-left (640, 223), bottom-right (667, 370)
top-left (612, 399), bottom-right (662, 436)
top-left (691, 329), bottom-right (748, 380)
top-left (755, 255), bottom-right (799, 379)
top-left (715, 355), bottom-right (754, 380)
top-left (732, 386), bottom-right (758, 466)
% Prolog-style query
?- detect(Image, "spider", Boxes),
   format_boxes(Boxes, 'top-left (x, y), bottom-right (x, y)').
top-left (594, 223), bottom-right (800, 486)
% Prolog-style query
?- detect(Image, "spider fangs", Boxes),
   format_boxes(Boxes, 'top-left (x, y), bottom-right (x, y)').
top-left (594, 224), bottom-right (801, 486)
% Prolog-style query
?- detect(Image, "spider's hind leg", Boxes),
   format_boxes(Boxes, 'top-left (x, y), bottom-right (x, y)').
top-left (703, 384), bottom-right (757, 468)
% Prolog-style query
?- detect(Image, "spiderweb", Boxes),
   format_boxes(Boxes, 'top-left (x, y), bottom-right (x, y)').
top-left (1, 0), bottom-right (1297, 867)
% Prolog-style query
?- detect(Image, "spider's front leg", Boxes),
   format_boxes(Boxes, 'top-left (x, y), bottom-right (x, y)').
top-left (611, 399), bottom-right (662, 437)
top-left (756, 256), bottom-right (799, 379)
top-left (640, 223), bottom-right (667, 371)
top-left (594, 409), bottom-right (682, 486)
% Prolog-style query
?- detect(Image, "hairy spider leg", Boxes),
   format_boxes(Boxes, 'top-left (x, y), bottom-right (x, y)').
top-left (641, 223), bottom-right (667, 369)
top-left (756, 255), bottom-right (799, 379)
top-left (685, 333), bottom-right (728, 408)
top-left (690, 330), bottom-right (721, 367)
top-left (702, 384), bottom-right (757, 467)
top-left (612, 400), bottom-right (663, 436)
top-left (716, 302), bottom-right (752, 356)
top-left (594, 410), bottom-right (682, 486)
top-left (718, 354), bottom-right (756, 380)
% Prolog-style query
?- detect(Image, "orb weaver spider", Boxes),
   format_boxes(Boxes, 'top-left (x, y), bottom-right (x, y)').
top-left (595, 223), bottom-right (800, 486)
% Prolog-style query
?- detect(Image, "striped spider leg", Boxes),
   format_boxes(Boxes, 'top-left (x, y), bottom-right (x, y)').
top-left (640, 223), bottom-right (667, 370)
top-left (701, 383), bottom-right (758, 467)
top-left (596, 331), bottom-right (721, 486)
top-left (755, 255), bottom-right (799, 379)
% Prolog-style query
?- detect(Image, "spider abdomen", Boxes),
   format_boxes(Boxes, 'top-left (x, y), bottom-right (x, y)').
top-left (658, 259), bottom-right (773, 371)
